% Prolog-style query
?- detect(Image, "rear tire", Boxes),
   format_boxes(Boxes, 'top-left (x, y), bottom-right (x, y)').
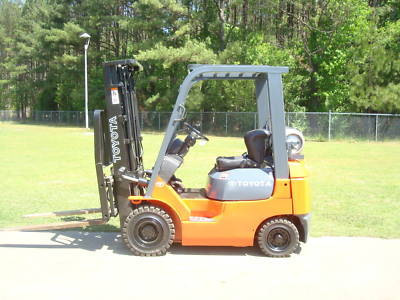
top-left (122, 205), bottom-right (175, 256)
top-left (257, 217), bottom-right (299, 257)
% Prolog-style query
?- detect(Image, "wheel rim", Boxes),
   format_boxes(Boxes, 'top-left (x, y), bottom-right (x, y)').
top-left (130, 215), bottom-right (166, 249)
top-left (266, 228), bottom-right (291, 252)
top-left (138, 223), bottom-right (159, 242)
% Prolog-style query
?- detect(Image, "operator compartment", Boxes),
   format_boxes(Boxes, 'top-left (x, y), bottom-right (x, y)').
top-left (206, 168), bottom-right (274, 200)
top-left (206, 128), bottom-right (274, 201)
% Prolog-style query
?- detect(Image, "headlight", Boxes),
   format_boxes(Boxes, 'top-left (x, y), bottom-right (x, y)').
top-left (286, 127), bottom-right (304, 154)
top-left (198, 139), bottom-right (208, 146)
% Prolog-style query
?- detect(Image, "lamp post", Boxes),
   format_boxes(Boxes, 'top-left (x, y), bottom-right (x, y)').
top-left (80, 32), bottom-right (91, 129)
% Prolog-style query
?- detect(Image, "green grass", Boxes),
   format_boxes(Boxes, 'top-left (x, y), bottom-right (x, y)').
top-left (1, 122), bottom-right (399, 238)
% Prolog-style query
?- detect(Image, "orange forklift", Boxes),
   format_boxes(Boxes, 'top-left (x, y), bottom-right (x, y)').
top-left (10, 60), bottom-right (310, 257)
top-left (94, 60), bottom-right (310, 257)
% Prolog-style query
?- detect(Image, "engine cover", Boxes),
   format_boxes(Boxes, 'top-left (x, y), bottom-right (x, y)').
top-left (206, 168), bottom-right (274, 201)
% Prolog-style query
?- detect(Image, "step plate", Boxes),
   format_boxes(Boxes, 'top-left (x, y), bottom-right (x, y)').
top-left (189, 216), bottom-right (215, 222)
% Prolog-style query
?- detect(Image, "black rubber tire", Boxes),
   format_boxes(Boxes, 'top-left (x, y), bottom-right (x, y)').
top-left (257, 217), bottom-right (299, 257)
top-left (122, 205), bottom-right (175, 256)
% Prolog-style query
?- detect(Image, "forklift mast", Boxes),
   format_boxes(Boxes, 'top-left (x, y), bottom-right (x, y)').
top-left (94, 59), bottom-right (144, 227)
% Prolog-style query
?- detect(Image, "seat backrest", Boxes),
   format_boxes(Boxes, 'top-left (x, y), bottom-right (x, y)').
top-left (244, 129), bottom-right (271, 164)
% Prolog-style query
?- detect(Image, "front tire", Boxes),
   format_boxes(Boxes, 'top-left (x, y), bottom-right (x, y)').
top-left (122, 205), bottom-right (175, 256)
top-left (257, 217), bottom-right (299, 257)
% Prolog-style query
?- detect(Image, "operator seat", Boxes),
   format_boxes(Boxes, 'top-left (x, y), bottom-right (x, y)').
top-left (215, 129), bottom-right (271, 172)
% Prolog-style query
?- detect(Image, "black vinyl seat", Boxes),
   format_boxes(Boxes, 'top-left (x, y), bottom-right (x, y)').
top-left (215, 129), bottom-right (271, 172)
top-left (216, 155), bottom-right (258, 171)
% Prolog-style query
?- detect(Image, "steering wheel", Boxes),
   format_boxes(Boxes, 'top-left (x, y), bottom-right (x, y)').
top-left (183, 122), bottom-right (209, 141)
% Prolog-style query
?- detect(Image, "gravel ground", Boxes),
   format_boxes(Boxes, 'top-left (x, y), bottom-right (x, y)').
top-left (0, 231), bottom-right (399, 300)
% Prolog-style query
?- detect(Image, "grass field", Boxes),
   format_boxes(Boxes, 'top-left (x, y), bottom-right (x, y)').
top-left (1, 123), bottom-right (399, 238)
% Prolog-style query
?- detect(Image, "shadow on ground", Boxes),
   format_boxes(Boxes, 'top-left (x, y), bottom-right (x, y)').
top-left (0, 230), bottom-right (264, 257)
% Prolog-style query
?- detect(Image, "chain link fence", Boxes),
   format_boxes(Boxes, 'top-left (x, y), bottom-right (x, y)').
top-left (1, 110), bottom-right (399, 141)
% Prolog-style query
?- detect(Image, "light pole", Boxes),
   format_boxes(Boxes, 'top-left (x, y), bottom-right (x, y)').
top-left (80, 32), bottom-right (91, 129)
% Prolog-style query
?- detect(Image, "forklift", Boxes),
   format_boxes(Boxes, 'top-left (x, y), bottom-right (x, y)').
top-left (9, 59), bottom-right (311, 257)
top-left (94, 59), bottom-right (310, 257)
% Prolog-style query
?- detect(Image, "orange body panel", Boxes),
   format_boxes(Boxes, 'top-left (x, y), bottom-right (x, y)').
top-left (129, 161), bottom-right (310, 247)
top-left (291, 178), bottom-right (311, 214)
top-left (288, 160), bottom-right (311, 215)
top-left (151, 177), bottom-right (191, 220)
top-left (181, 196), bottom-right (293, 246)
top-left (288, 159), bottom-right (309, 178)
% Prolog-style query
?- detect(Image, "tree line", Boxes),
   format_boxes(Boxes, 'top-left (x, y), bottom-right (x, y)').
top-left (0, 0), bottom-right (399, 117)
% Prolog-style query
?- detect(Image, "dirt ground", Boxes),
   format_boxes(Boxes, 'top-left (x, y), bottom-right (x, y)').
top-left (0, 231), bottom-right (398, 300)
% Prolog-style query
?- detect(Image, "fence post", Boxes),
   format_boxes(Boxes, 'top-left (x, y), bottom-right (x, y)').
top-left (200, 112), bottom-right (203, 132)
top-left (375, 114), bottom-right (378, 142)
top-left (254, 113), bottom-right (257, 129)
top-left (328, 110), bottom-right (332, 141)
top-left (158, 112), bottom-right (161, 131)
top-left (225, 112), bottom-right (228, 135)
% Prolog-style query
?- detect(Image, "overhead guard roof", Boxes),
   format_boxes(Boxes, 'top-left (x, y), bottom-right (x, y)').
top-left (188, 64), bottom-right (289, 80)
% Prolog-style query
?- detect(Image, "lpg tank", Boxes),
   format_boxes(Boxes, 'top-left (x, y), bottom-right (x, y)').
top-left (206, 168), bottom-right (274, 201)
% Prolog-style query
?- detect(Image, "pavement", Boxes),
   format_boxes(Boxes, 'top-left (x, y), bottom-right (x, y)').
top-left (0, 231), bottom-right (399, 300)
